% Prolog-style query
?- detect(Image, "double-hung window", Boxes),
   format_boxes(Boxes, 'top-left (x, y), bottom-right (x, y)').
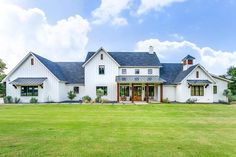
top-left (99, 65), bottom-right (105, 75)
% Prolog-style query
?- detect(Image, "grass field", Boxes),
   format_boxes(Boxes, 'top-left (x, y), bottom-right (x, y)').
top-left (0, 104), bottom-right (236, 157)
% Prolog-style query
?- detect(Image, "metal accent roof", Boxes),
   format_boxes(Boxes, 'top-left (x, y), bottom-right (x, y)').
top-left (187, 80), bottom-right (212, 85)
top-left (116, 75), bottom-right (166, 83)
top-left (182, 55), bottom-right (195, 61)
top-left (10, 77), bottom-right (47, 85)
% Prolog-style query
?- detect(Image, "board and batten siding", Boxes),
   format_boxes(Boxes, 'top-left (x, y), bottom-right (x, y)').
top-left (213, 77), bottom-right (228, 102)
top-left (163, 85), bottom-right (176, 102)
top-left (84, 50), bottom-right (119, 101)
top-left (6, 54), bottom-right (60, 103)
top-left (176, 66), bottom-right (214, 103)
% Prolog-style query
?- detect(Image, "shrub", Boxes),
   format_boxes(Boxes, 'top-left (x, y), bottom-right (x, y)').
top-left (14, 97), bottom-right (21, 104)
top-left (82, 95), bottom-right (91, 103)
top-left (96, 88), bottom-right (104, 103)
top-left (68, 91), bottom-right (76, 101)
top-left (3, 96), bottom-right (13, 104)
top-left (162, 98), bottom-right (170, 103)
top-left (30, 97), bottom-right (38, 103)
top-left (186, 98), bottom-right (197, 104)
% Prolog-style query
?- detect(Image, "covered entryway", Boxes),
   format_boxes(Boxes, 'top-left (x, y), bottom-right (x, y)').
top-left (116, 76), bottom-right (165, 103)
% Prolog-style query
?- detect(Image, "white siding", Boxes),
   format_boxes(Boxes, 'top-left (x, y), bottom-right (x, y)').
top-left (163, 85), bottom-right (176, 102)
top-left (213, 78), bottom-right (228, 102)
top-left (58, 84), bottom-right (85, 101)
top-left (176, 67), bottom-right (214, 103)
top-left (84, 50), bottom-right (119, 101)
top-left (6, 54), bottom-right (60, 103)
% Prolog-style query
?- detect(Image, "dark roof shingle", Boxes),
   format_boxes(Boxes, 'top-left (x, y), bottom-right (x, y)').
top-left (85, 52), bottom-right (161, 66)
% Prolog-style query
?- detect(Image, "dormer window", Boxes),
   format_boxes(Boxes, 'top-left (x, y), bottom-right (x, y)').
top-left (196, 71), bottom-right (199, 78)
top-left (31, 58), bottom-right (34, 65)
top-left (101, 54), bottom-right (103, 60)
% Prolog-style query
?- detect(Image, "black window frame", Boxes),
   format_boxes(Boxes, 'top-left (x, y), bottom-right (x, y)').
top-left (148, 69), bottom-right (153, 74)
top-left (135, 69), bottom-right (140, 74)
top-left (74, 86), bottom-right (79, 94)
top-left (196, 71), bottom-right (199, 78)
top-left (99, 65), bottom-right (105, 75)
top-left (191, 85), bottom-right (204, 96)
top-left (96, 86), bottom-right (108, 95)
top-left (21, 86), bottom-right (38, 96)
top-left (101, 54), bottom-right (103, 60)
top-left (122, 69), bottom-right (127, 74)
top-left (213, 85), bottom-right (217, 94)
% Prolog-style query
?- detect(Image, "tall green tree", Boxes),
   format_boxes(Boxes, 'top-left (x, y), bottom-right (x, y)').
top-left (227, 66), bottom-right (236, 95)
top-left (0, 59), bottom-right (7, 97)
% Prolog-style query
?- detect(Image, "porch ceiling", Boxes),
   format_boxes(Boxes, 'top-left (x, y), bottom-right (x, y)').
top-left (116, 75), bottom-right (166, 83)
top-left (10, 77), bottom-right (47, 86)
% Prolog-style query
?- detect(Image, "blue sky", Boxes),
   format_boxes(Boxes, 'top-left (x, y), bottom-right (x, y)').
top-left (0, 0), bottom-right (236, 74)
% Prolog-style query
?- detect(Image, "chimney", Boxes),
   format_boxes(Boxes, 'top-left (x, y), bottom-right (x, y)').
top-left (149, 46), bottom-right (154, 54)
top-left (182, 55), bottom-right (195, 71)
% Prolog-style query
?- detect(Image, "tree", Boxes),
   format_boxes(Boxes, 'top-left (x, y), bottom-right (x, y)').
top-left (0, 59), bottom-right (6, 97)
top-left (227, 66), bottom-right (236, 95)
top-left (223, 89), bottom-right (233, 103)
top-left (68, 91), bottom-right (76, 101)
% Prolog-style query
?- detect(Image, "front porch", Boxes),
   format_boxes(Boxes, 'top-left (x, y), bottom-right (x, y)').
top-left (116, 76), bottom-right (165, 103)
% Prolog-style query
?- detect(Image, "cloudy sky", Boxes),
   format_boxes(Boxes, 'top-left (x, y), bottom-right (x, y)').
top-left (0, 0), bottom-right (236, 74)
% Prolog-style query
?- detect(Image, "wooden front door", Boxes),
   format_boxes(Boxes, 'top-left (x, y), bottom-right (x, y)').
top-left (133, 86), bottom-right (142, 101)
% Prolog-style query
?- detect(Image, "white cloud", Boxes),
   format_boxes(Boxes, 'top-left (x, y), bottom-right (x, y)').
top-left (91, 0), bottom-right (132, 25)
top-left (135, 39), bottom-right (236, 74)
top-left (137, 0), bottom-right (187, 15)
top-left (0, 2), bottom-right (90, 73)
top-left (170, 33), bottom-right (184, 40)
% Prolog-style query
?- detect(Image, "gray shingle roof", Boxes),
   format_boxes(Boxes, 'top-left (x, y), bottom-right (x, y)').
top-left (160, 63), bottom-right (198, 85)
top-left (160, 63), bottom-right (183, 85)
top-left (56, 62), bottom-right (84, 84)
top-left (85, 52), bottom-right (161, 66)
top-left (174, 64), bottom-right (198, 83)
top-left (33, 53), bottom-right (84, 84)
top-left (10, 77), bottom-right (47, 85)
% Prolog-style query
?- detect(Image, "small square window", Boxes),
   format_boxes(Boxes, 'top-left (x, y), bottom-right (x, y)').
top-left (99, 65), bottom-right (105, 75)
top-left (135, 69), bottom-right (140, 74)
top-left (122, 69), bottom-right (127, 74)
top-left (148, 69), bottom-right (153, 74)
top-left (74, 87), bottom-right (79, 94)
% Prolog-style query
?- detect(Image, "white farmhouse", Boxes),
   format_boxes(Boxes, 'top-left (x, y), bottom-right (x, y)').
top-left (2, 47), bottom-right (231, 103)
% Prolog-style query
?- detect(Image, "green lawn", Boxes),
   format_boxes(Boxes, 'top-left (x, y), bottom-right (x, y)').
top-left (0, 104), bottom-right (236, 157)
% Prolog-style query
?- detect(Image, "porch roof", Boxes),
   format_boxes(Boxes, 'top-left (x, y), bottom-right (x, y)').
top-left (116, 75), bottom-right (166, 83)
top-left (187, 80), bottom-right (212, 85)
top-left (10, 77), bottom-right (47, 86)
